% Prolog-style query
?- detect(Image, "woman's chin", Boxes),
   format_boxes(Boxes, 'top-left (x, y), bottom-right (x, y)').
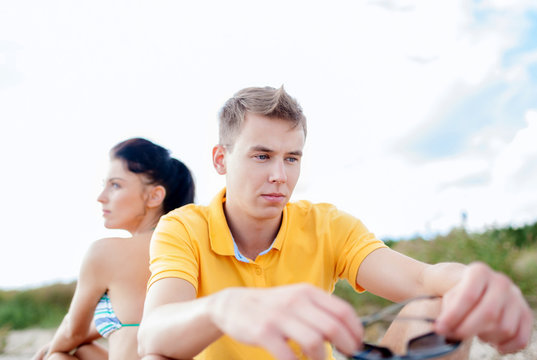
top-left (103, 222), bottom-right (115, 229)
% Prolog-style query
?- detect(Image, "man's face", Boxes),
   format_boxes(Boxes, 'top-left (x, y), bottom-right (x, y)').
top-left (215, 113), bottom-right (305, 222)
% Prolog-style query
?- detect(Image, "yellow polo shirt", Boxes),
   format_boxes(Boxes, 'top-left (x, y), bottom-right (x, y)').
top-left (149, 188), bottom-right (386, 359)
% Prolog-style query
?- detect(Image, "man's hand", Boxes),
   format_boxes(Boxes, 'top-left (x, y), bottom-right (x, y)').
top-left (435, 262), bottom-right (534, 354)
top-left (31, 343), bottom-right (50, 360)
top-left (208, 283), bottom-right (363, 360)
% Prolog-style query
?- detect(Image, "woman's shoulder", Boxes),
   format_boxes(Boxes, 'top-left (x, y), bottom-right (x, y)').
top-left (76, 238), bottom-right (129, 284)
top-left (83, 237), bottom-right (132, 267)
top-left (90, 236), bottom-right (131, 251)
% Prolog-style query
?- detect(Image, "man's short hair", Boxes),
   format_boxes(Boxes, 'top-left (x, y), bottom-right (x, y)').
top-left (218, 86), bottom-right (307, 147)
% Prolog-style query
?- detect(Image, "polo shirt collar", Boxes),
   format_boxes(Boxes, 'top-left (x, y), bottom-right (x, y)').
top-left (272, 206), bottom-right (287, 251)
top-left (208, 188), bottom-right (234, 256)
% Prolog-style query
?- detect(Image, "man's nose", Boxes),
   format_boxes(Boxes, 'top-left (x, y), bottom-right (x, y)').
top-left (269, 159), bottom-right (287, 184)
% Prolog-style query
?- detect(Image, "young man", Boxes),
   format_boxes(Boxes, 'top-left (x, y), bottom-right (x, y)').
top-left (138, 86), bottom-right (533, 360)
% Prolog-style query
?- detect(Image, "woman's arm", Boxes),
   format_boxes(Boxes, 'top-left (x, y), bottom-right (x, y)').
top-left (32, 321), bottom-right (101, 360)
top-left (44, 241), bottom-right (108, 356)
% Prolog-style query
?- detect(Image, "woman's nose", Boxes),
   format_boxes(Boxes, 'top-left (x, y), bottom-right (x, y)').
top-left (97, 189), bottom-right (107, 203)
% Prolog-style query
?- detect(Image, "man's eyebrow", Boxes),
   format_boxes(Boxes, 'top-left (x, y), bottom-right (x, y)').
top-left (288, 150), bottom-right (303, 157)
top-left (249, 146), bottom-right (302, 157)
top-left (250, 145), bottom-right (274, 153)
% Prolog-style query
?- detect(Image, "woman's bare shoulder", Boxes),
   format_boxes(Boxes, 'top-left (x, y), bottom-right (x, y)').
top-left (83, 237), bottom-right (133, 266)
top-left (91, 236), bottom-right (132, 250)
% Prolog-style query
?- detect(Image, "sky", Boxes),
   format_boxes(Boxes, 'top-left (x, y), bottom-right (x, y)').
top-left (1, 0), bottom-right (537, 289)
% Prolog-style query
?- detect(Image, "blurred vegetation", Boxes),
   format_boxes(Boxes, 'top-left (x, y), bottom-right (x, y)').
top-left (0, 221), bottom-right (535, 334)
top-left (0, 282), bottom-right (75, 331)
top-left (334, 221), bottom-right (537, 313)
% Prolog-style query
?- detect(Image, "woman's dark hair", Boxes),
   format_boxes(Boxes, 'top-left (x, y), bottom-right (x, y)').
top-left (111, 138), bottom-right (195, 213)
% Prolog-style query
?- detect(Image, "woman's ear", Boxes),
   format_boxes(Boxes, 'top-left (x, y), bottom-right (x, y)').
top-left (212, 144), bottom-right (227, 175)
top-left (147, 185), bottom-right (166, 209)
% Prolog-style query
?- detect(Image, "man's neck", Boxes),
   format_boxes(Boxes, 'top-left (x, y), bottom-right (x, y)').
top-left (223, 204), bottom-right (282, 261)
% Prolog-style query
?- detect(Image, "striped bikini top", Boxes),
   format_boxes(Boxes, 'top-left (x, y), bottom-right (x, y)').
top-left (94, 292), bottom-right (139, 338)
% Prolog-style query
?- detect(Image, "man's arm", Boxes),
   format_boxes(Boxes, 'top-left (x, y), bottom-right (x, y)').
top-left (357, 247), bottom-right (533, 354)
top-left (137, 278), bottom-right (220, 358)
top-left (138, 278), bottom-right (364, 360)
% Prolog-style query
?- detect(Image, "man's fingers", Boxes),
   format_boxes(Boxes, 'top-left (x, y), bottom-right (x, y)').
top-left (278, 317), bottom-right (327, 360)
top-left (478, 296), bottom-right (519, 345)
top-left (263, 335), bottom-right (301, 360)
top-left (294, 296), bottom-right (361, 355)
top-left (309, 288), bottom-right (363, 341)
top-left (446, 278), bottom-right (508, 339)
top-left (434, 263), bottom-right (533, 355)
top-left (270, 285), bottom-right (362, 358)
top-left (219, 284), bottom-right (363, 358)
top-left (435, 263), bottom-right (488, 335)
top-left (495, 305), bottom-right (533, 354)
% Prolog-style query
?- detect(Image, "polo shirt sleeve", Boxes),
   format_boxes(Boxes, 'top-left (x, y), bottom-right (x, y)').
top-left (147, 210), bottom-right (200, 292)
top-left (333, 211), bottom-right (387, 292)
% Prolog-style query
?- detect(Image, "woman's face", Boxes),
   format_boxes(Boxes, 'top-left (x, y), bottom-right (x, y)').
top-left (97, 158), bottom-right (150, 232)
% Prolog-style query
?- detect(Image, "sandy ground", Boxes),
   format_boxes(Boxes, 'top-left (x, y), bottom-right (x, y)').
top-left (1, 325), bottom-right (536, 360)
top-left (0, 328), bottom-right (55, 360)
top-left (0, 329), bottom-right (107, 360)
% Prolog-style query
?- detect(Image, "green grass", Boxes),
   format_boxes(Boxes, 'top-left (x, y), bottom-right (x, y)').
top-left (0, 282), bottom-right (75, 331)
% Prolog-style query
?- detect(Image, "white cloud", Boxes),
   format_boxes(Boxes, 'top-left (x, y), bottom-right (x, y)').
top-left (484, 0), bottom-right (537, 11)
top-left (492, 109), bottom-right (537, 189)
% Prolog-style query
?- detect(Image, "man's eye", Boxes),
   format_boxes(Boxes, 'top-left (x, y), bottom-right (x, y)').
top-left (255, 154), bottom-right (269, 160)
top-left (286, 157), bottom-right (299, 163)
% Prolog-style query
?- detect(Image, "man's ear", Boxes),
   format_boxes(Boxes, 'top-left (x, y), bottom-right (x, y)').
top-left (212, 144), bottom-right (227, 175)
top-left (147, 185), bottom-right (166, 209)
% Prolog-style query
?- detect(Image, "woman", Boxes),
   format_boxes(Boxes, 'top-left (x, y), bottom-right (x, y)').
top-left (33, 138), bottom-right (195, 359)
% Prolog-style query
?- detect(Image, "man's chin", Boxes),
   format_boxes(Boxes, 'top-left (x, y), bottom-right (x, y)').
top-left (255, 205), bottom-right (286, 220)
